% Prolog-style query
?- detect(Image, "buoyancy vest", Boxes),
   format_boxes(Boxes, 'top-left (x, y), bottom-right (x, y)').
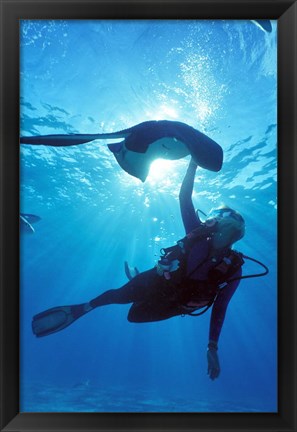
top-left (155, 222), bottom-right (245, 305)
top-left (181, 249), bottom-right (244, 312)
top-left (156, 223), bottom-right (218, 279)
top-left (152, 224), bottom-right (269, 316)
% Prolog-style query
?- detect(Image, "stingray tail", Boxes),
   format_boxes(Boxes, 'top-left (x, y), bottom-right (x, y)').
top-left (20, 131), bottom-right (130, 146)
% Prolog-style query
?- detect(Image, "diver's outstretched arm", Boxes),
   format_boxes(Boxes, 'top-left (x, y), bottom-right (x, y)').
top-left (179, 158), bottom-right (199, 233)
top-left (207, 278), bottom-right (240, 380)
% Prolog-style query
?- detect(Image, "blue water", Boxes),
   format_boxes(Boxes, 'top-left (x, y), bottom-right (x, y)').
top-left (20, 20), bottom-right (277, 413)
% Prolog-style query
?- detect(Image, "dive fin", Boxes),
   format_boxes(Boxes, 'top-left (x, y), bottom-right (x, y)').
top-left (32, 304), bottom-right (88, 337)
top-left (124, 261), bottom-right (140, 281)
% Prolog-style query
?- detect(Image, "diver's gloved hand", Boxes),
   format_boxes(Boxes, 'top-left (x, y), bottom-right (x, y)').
top-left (169, 259), bottom-right (180, 272)
top-left (207, 341), bottom-right (220, 380)
top-left (156, 258), bottom-right (180, 276)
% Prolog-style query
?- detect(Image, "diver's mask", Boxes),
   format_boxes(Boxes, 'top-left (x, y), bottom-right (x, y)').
top-left (195, 208), bottom-right (218, 226)
top-left (207, 208), bottom-right (244, 224)
top-left (197, 207), bottom-right (244, 224)
top-left (196, 207), bottom-right (245, 249)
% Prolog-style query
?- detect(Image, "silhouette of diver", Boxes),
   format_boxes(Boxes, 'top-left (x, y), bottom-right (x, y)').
top-left (32, 158), bottom-right (252, 380)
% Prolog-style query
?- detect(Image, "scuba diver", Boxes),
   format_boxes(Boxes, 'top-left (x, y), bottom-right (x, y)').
top-left (32, 158), bottom-right (268, 380)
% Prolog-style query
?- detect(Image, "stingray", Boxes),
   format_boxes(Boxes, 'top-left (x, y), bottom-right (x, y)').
top-left (20, 213), bottom-right (41, 234)
top-left (20, 120), bottom-right (223, 182)
top-left (252, 20), bottom-right (272, 33)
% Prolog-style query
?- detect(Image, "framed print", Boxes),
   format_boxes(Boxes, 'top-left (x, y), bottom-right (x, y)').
top-left (0, 1), bottom-right (296, 431)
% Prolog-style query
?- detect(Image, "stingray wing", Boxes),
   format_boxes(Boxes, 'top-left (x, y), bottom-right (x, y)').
top-left (111, 145), bottom-right (152, 182)
top-left (252, 20), bottom-right (272, 33)
top-left (21, 213), bottom-right (41, 224)
top-left (20, 215), bottom-right (35, 234)
top-left (135, 121), bottom-right (223, 173)
top-left (182, 129), bottom-right (223, 172)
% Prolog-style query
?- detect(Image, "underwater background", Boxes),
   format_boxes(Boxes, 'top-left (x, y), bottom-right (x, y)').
top-left (20, 20), bottom-right (277, 412)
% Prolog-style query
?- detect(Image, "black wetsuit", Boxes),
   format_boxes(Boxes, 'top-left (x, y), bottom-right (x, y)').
top-left (90, 163), bottom-right (241, 344)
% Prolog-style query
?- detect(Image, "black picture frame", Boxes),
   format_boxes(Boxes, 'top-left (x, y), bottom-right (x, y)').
top-left (0, 0), bottom-right (296, 431)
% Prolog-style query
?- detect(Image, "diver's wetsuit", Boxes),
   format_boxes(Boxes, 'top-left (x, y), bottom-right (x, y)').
top-left (90, 162), bottom-right (241, 345)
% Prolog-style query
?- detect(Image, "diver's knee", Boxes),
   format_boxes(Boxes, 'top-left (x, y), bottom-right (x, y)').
top-left (127, 304), bottom-right (147, 323)
top-left (127, 315), bottom-right (136, 323)
top-left (127, 310), bottom-right (142, 323)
